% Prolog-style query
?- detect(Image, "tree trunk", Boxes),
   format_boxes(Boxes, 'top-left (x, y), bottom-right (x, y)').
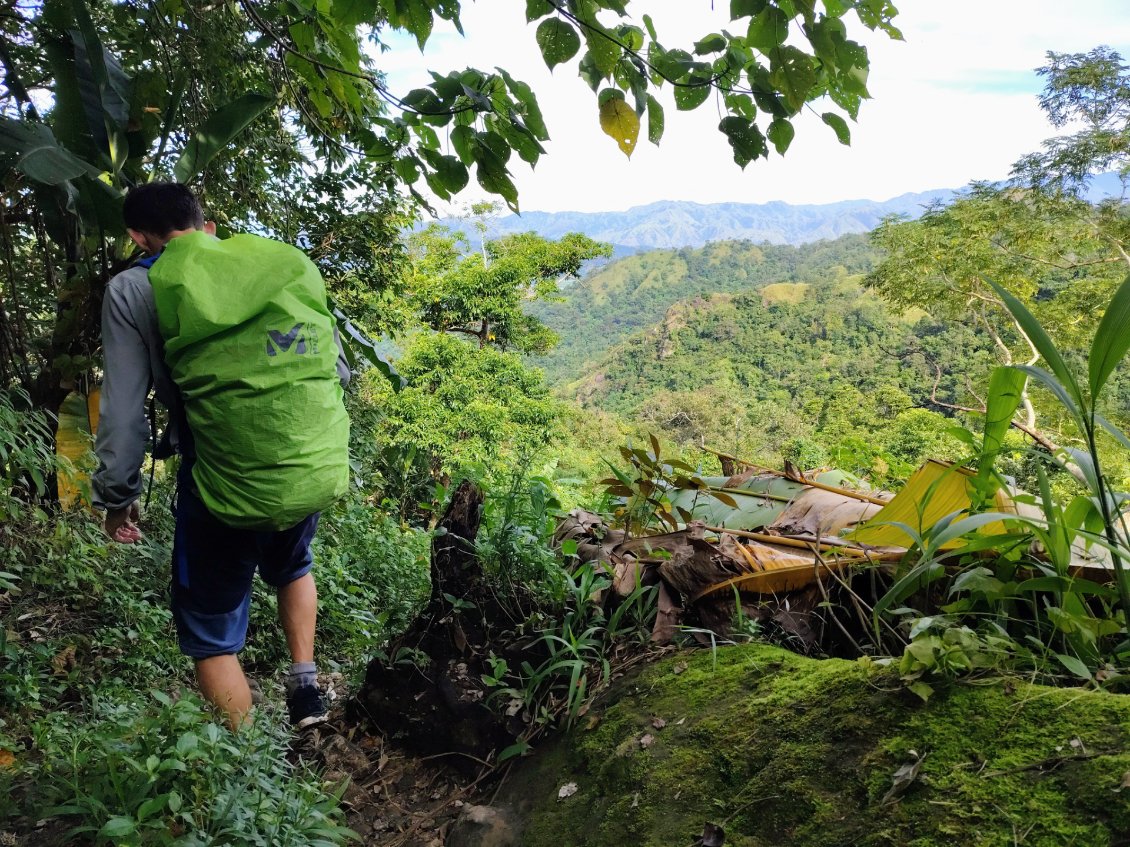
top-left (351, 480), bottom-right (519, 767)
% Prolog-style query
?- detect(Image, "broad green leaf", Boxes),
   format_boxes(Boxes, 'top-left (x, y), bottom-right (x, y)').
top-left (674, 82), bottom-right (712, 111)
top-left (394, 155), bottom-right (421, 184)
top-left (694, 33), bottom-right (727, 54)
top-left (535, 18), bottom-right (581, 71)
top-left (599, 96), bottom-right (639, 157)
top-left (646, 94), bottom-right (665, 144)
top-left (98, 817), bottom-right (137, 838)
top-left (526, 0), bottom-right (554, 21)
top-left (1055, 652), bottom-right (1092, 679)
top-left (137, 794), bottom-right (167, 822)
top-left (642, 13), bottom-right (657, 41)
top-left (172, 92), bottom-right (274, 183)
top-left (70, 0), bottom-right (130, 129)
top-left (978, 366), bottom-right (1026, 479)
top-left (476, 162), bottom-right (519, 212)
top-left (731, 0), bottom-right (767, 18)
top-left (768, 45), bottom-right (817, 112)
top-left (766, 117), bottom-right (794, 154)
top-left (1088, 272), bottom-right (1130, 399)
top-left (907, 680), bottom-right (934, 702)
top-left (332, 306), bottom-right (405, 391)
top-left (984, 277), bottom-right (1084, 409)
top-left (432, 153), bottom-right (469, 194)
top-left (497, 68), bottom-right (549, 139)
top-left (583, 23), bottom-right (621, 76)
top-left (400, 87), bottom-right (444, 113)
top-left (616, 24), bottom-right (645, 52)
top-left (719, 116), bottom-right (766, 167)
top-left (821, 111), bottom-right (850, 144)
top-left (746, 6), bottom-right (789, 51)
top-left (0, 118), bottom-right (100, 185)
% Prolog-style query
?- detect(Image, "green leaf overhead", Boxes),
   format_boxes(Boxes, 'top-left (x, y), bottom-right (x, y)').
top-left (768, 45), bottom-right (818, 113)
top-left (536, 18), bottom-right (582, 70)
top-left (766, 117), bottom-right (794, 155)
top-left (646, 94), bottom-right (665, 145)
top-left (0, 119), bottom-right (101, 184)
top-left (674, 81), bottom-right (712, 111)
top-left (719, 116), bottom-right (767, 167)
top-left (172, 92), bottom-right (275, 183)
top-left (746, 6), bottom-right (789, 51)
top-left (821, 111), bottom-right (851, 144)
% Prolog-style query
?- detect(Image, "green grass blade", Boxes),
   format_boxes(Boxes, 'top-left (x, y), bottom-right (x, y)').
top-left (984, 277), bottom-right (1084, 407)
top-left (1088, 273), bottom-right (1130, 400)
top-left (978, 366), bottom-right (1026, 480)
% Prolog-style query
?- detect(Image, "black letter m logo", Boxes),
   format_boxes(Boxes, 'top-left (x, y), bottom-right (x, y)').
top-left (266, 323), bottom-right (306, 356)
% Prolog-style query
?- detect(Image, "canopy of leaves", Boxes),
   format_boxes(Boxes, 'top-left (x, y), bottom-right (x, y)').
top-left (407, 224), bottom-right (610, 354)
top-left (356, 332), bottom-right (563, 482)
top-left (868, 186), bottom-right (1125, 351)
top-left (1013, 46), bottom-right (1130, 195)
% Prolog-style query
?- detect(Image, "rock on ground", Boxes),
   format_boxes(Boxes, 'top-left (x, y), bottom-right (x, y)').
top-left (495, 643), bottom-right (1130, 847)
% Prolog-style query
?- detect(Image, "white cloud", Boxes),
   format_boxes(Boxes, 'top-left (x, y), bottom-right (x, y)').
top-left (377, 1), bottom-right (1130, 213)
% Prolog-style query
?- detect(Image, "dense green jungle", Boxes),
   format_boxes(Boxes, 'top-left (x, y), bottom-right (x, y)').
top-left (3, 1), bottom-right (1130, 845)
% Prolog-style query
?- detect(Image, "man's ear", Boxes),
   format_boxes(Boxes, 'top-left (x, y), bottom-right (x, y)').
top-left (203, 221), bottom-right (217, 236)
top-left (126, 228), bottom-right (150, 251)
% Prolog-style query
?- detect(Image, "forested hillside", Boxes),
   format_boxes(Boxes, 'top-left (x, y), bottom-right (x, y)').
top-left (553, 267), bottom-right (990, 485)
top-left (531, 234), bottom-right (880, 385)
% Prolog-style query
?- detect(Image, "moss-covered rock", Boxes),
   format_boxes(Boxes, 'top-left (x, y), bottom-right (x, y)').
top-left (501, 644), bottom-right (1130, 847)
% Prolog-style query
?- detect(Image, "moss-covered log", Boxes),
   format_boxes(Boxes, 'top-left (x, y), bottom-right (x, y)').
top-left (499, 644), bottom-right (1130, 846)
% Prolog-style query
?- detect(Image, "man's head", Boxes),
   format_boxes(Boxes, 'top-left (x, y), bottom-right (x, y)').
top-left (123, 182), bottom-right (212, 253)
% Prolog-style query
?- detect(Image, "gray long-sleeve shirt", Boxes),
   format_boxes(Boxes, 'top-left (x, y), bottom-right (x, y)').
top-left (91, 263), bottom-right (351, 512)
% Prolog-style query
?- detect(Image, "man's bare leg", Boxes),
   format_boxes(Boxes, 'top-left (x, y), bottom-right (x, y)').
top-left (196, 654), bottom-right (252, 731)
top-left (278, 572), bottom-right (317, 663)
top-left (278, 572), bottom-right (326, 726)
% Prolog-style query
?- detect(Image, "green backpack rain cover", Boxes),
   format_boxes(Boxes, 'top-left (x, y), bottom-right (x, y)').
top-left (149, 231), bottom-right (349, 530)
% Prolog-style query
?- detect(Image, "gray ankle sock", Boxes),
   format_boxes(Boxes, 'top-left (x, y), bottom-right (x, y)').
top-left (286, 661), bottom-right (317, 694)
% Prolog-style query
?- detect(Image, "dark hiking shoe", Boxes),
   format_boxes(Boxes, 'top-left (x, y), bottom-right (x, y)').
top-left (287, 683), bottom-right (329, 729)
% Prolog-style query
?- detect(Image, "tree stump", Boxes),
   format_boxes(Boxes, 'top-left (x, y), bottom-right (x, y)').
top-left (351, 480), bottom-right (515, 763)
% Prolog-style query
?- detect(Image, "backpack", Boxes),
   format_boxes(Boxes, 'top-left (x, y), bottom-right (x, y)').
top-left (148, 231), bottom-right (349, 531)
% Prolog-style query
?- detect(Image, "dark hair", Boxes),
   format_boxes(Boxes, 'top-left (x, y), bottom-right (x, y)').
top-left (122, 182), bottom-right (204, 236)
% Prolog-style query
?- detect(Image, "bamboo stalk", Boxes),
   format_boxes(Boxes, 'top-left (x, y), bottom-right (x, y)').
top-left (702, 445), bottom-right (890, 506)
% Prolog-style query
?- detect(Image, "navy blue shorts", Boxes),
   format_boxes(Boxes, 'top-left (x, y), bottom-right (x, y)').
top-left (170, 473), bottom-right (319, 659)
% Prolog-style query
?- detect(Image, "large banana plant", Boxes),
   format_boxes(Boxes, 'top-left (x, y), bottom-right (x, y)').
top-left (0, 0), bottom-right (274, 413)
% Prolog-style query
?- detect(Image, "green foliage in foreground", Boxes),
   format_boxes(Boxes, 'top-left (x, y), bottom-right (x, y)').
top-left (508, 644), bottom-right (1130, 847)
top-left (24, 693), bottom-right (353, 846)
top-left (0, 417), bottom-right (431, 845)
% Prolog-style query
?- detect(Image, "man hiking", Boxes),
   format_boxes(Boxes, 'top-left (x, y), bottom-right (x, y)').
top-left (93, 182), bottom-right (350, 730)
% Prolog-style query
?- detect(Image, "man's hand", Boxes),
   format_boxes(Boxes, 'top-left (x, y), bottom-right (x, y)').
top-left (104, 501), bottom-right (143, 544)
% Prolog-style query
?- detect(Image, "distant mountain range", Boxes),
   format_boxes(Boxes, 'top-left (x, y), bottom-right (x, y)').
top-left (431, 172), bottom-right (1126, 252)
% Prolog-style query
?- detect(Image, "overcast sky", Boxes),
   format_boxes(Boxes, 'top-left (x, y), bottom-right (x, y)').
top-left (379, 1), bottom-right (1130, 214)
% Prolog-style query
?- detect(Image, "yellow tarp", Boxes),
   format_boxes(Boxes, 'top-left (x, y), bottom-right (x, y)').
top-left (844, 459), bottom-right (1014, 549)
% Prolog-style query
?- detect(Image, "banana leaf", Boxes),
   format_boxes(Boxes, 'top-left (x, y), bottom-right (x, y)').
top-left (56, 388), bottom-right (99, 508)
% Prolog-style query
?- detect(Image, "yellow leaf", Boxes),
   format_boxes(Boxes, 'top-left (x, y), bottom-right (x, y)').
top-left (599, 98), bottom-right (639, 158)
top-left (0, 748), bottom-right (14, 768)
